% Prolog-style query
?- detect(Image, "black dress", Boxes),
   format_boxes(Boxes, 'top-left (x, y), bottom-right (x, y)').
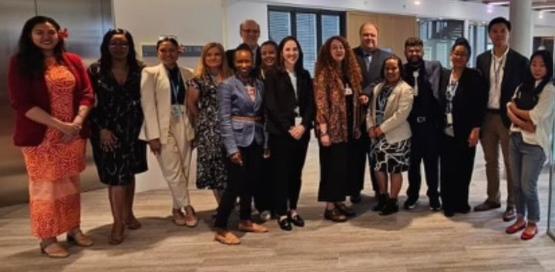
top-left (88, 62), bottom-right (148, 185)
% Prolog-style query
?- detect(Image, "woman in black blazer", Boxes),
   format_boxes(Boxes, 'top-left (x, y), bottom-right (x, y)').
top-left (264, 36), bottom-right (314, 231)
top-left (438, 38), bottom-right (487, 217)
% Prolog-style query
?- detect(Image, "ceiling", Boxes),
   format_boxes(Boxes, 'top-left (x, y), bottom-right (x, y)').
top-left (460, 0), bottom-right (555, 12)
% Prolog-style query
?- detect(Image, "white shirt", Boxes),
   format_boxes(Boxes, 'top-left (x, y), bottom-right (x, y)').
top-left (488, 47), bottom-right (509, 109)
top-left (287, 71), bottom-right (300, 116)
top-left (510, 83), bottom-right (555, 155)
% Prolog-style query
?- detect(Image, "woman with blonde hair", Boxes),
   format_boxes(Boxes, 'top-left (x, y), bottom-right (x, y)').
top-left (187, 42), bottom-right (232, 203)
top-left (314, 36), bottom-right (364, 222)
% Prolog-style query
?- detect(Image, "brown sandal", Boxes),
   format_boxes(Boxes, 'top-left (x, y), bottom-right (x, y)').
top-left (40, 241), bottom-right (70, 258)
top-left (67, 230), bottom-right (94, 247)
top-left (214, 231), bottom-right (241, 245)
top-left (183, 205), bottom-right (199, 228)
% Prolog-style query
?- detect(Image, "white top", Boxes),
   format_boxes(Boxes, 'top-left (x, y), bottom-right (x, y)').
top-left (287, 71), bottom-right (300, 116)
top-left (510, 83), bottom-right (555, 155)
top-left (488, 47), bottom-right (509, 109)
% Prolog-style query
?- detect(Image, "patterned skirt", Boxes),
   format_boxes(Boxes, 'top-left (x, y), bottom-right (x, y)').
top-left (371, 137), bottom-right (411, 174)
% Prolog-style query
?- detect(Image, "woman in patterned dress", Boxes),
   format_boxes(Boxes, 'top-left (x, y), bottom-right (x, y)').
top-left (186, 42), bottom-right (231, 203)
top-left (367, 55), bottom-right (414, 216)
top-left (8, 16), bottom-right (95, 258)
top-left (89, 29), bottom-right (147, 244)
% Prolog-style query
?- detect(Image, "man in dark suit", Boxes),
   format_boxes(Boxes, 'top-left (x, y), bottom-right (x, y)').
top-left (226, 19), bottom-right (261, 70)
top-left (474, 17), bottom-right (528, 222)
top-left (351, 22), bottom-right (391, 205)
top-left (402, 37), bottom-right (442, 211)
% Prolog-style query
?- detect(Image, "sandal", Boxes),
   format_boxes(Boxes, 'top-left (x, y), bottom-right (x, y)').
top-left (183, 205), bottom-right (199, 228)
top-left (40, 241), bottom-right (70, 258)
top-left (67, 230), bottom-right (94, 247)
top-left (214, 230), bottom-right (241, 245)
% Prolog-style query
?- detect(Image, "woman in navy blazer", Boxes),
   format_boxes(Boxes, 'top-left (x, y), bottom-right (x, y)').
top-left (438, 38), bottom-right (487, 217)
top-left (214, 44), bottom-right (268, 245)
top-left (264, 36), bottom-right (314, 231)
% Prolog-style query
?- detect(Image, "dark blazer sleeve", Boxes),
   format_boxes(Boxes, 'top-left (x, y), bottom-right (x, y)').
top-left (263, 71), bottom-right (292, 134)
top-left (300, 70), bottom-right (314, 129)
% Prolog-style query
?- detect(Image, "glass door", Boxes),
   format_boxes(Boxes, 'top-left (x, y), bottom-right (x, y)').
top-left (548, 121), bottom-right (555, 240)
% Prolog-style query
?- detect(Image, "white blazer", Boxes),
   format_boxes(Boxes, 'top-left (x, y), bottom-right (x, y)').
top-left (367, 80), bottom-right (414, 144)
top-left (139, 64), bottom-right (195, 144)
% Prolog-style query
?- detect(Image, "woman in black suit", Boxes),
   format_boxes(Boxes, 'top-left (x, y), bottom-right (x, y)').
top-left (438, 38), bottom-right (487, 217)
top-left (264, 36), bottom-right (314, 231)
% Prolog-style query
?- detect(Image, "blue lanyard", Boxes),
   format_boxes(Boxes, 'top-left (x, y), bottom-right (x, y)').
top-left (169, 70), bottom-right (183, 103)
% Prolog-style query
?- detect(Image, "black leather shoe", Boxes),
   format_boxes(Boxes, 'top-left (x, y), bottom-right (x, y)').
top-left (456, 204), bottom-right (471, 214)
top-left (277, 217), bottom-right (292, 231)
top-left (474, 200), bottom-right (501, 212)
top-left (403, 197), bottom-right (418, 210)
top-left (335, 202), bottom-right (356, 217)
top-left (444, 210), bottom-right (455, 217)
top-left (429, 197), bottom-right (441, 211)
top-left (288, 212), bottom-right (305, 227)
top-left (502, 207), bottom-right (516, 222)
top-left (380, 198), bottom-right (399, 216)
top-left (324, 208), bottom-right (347, 222)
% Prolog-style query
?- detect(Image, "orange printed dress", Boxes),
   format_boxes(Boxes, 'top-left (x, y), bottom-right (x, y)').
top-left (21, 61), bottom-right (86, 239)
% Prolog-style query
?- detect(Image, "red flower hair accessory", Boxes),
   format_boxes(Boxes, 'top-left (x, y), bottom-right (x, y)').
top-left (58, 28), bottom-right (69, 40)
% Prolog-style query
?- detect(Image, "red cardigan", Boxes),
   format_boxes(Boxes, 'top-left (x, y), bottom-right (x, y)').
top-left (8, 52), bottom-right (95, 147)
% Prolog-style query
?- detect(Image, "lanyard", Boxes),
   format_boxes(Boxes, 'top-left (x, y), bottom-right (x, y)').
top-left (445, 72), bottom-right (459, 114)
top-left (169, 70), bottom-right (183, 103)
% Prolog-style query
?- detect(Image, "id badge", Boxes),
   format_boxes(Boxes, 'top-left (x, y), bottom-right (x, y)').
top-left (446, 113), bottom-right (453, 125)
top-left (295, 117), bottom-right (302, 126)
top-left (172, 105), bottom-right (183, 118)
top-left (345, 86), bottom-right (353, 96)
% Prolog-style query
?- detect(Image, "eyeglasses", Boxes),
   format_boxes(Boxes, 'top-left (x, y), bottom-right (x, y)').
top-left (241, 28), bottom-right (259, 34)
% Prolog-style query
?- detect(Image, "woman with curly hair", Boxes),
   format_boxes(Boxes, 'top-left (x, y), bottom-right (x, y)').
top-left (314, 36), bottom-right (364, 222)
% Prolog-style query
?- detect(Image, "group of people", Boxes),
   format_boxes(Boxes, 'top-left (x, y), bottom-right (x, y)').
top-left (7, 14), bottom-right (554, 257)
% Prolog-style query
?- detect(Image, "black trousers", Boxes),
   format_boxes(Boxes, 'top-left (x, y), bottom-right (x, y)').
top-left (214, 143), bottom-right (263, 229)
top-left (440, 134), bottom-right (476, 213)
top-left (254, 156), bottom-right (273, 212)
top-left (269, 133), bottom-right (310, 216)
top-left (318, 142), bottom-right (349, 202)
top-left (407, 122), bottom-right (440, 201)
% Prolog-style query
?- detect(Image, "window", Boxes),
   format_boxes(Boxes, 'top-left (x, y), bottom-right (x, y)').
top-left (268, 6), bottom-right (345, 75)
top-left (468, 23), bottom-right (489, 67)
top-left (418, 19), bottom-right (464, 68)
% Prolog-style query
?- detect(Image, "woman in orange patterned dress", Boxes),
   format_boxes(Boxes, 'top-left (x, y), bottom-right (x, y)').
top-left (8, 16), bottom-right (95, 258)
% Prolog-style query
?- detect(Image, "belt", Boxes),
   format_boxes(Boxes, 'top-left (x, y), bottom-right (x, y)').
top-left (231, 115), bottom-right (263, 123)
top-left (487, 109), bottom-right (500, 114)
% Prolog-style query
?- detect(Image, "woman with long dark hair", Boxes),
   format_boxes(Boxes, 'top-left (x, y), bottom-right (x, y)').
top-left (8, 15), bottom-right (95, 257)
top-left (89, 29), bottom-right (147, 244)
top-left (505, 50), bottom-right (554, 240)
top-left (314, 36), bottom-right (364, 222)
top-left (264, 36), bottom-right (314, 230)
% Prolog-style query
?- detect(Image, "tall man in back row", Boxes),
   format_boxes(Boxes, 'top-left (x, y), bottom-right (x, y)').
top-left (475, 17), bottom-right (528, 222)
top-left (402, 37), bottom-right (442, 211)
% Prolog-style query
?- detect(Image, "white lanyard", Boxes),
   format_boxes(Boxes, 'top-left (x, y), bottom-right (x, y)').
top-left (445, 72), bottom-right (459, 114)
top-left (492, 50), bottom-right (506, 92)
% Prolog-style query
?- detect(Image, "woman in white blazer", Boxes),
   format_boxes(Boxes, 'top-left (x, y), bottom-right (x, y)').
top-left (367, 55), bottom-right (414, 215)
top-left (139, 37), bottom-right (197, 227)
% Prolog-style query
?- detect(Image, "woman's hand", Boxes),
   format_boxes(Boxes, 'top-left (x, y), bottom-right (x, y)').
top-left (289, 125), bottom-right (306, 140)
top-left (100, 129), bottom-right (118, 152)
top-left (468, 128), bottom-right (480, 147)
top-left (230, 152), bottom-right (243, 166)
top-left (320, 134), bottom-right (331, 147)
top-left (358, 95), bottom-right (369, 106)
top-left (148, 139), bottom-right (162, 155)
top-left (374, 127), bottom-right (384, 138)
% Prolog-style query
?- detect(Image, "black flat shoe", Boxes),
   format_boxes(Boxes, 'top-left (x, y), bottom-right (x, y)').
top-left (277, 217), bottom-right (292, 231)
top-left (444, 210), bottom-right (455, 217)
top-left (335, 202), bottom-right (356, 217)
top-left (288, 212), bottom-right (305, 227)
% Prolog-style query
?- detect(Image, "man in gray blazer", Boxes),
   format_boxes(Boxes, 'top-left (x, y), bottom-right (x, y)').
top-left (474, 17), bottom-right (528, 222)
top-left (351, 22), bottom-right (392, 205)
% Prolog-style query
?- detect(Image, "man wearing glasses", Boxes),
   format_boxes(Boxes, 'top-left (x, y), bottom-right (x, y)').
top-left (226, 19), bottom-right (261, 69)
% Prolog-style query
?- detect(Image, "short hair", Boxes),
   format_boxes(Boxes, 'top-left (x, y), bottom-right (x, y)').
top-left (359, 22), bottom-right (379, 35)
top-left (451, 37), bottom-right (472, 57)
top-left (240, 19), bottom-right (260, 31)
top-left (404, 37), bottom-right (423, 48)
top-left (488, 17), bottom-right (511, 32)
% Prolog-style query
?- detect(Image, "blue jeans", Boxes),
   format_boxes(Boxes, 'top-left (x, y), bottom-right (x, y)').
top-left (510, 133), bottom-right (546, 223)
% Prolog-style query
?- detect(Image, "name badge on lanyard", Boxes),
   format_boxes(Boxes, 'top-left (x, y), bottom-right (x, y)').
top-left (345, 83), bottom-right (353, 96)
top-left (170, 73), bottom-right (184, 118)
top-left (172, 105), bottom-right (183, 118)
